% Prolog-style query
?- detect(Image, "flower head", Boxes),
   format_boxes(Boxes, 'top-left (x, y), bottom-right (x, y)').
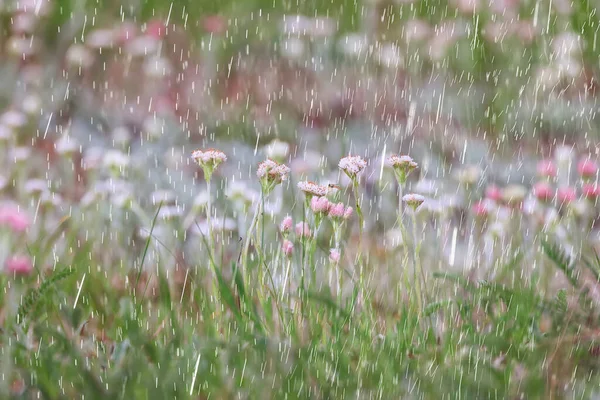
top-left (280, 215), bottom-right (293, 235)
top-left (298, 181), bottom-right (328, 198)
top-left (192, 148), bottom-right (227, 181)
top-left (386, 154), bottom-right (418, 184)
top-left (485, 185), bottom-right (503, 202)
top-left (582, 183), bottom-right (600, 200)
top-left (339, 155), bottom-right (367, 179)
top-left (532, 181), bottom-right (554, 202)
top-left (310, 196), bottom-right (331, 214)
top-left (282, 239), bottom-right (294, 257)
top-left (295, 222), bottom-right (311, 238)
top-left (578, 158), bottom-right (598, 180)
top-left (472, 199), bottom-right (494, 218)
top-left (329, 248), bottom-right (341, 264)
top-left (257, 159), bottom-right (291, 194)
top-left (557, 186), bottom-right (577, 205)
top-left (402, 193), bottom-right (426, 210)
top-left (0, 204), bottom-right (30, 233)
top-left (537, 159), bottom-right (557, 178)
top-left (5, 255), bottom-right (33, 276)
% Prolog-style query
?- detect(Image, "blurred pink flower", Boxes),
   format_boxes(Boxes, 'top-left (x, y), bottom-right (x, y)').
top-left (5, 255), bottom-right (33, 276)
top-left (485, 185), bottom-right (502, 202)
top-left (282, 240), bottom-right (294, 257)
top-left (280, 215), bottom-right (293, 234)
top-left (472, 199), bottom-right (493, 218)
top-left (329, 248), bottom-right (341, 264)
top-left (578, 158), bottom-right (598, 179)
top-left (557, 186), bottom-right (577, 205)
top-left (532, 182), bottom-right (554, 202)
top-left (582, 183), bottom-right (600, 200)
top-left (0, 205), bottom-right (30, 233)
top-left (343, 206), bottom-right (353, 220)
top-left (295, 222), bottom-right (311, 238)
top-left (537, 159), bottom-right (557, 178)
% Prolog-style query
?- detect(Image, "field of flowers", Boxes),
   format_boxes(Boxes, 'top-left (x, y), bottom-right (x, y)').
top-left (2, 0), bottom-right (600, 398)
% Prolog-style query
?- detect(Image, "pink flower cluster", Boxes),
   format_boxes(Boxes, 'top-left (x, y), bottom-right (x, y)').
top-left (309, 196), bottom-right (353, 219)
top-left (0, 203), bottom-right (30, 233)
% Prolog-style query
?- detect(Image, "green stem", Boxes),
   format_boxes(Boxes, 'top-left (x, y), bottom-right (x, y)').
top-left (411, 213), bottom-right (425, 315)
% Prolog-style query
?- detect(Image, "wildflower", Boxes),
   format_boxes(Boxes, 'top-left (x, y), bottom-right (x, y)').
top-left (501, 184), bottom-right (527, 208)
top-left (295, 222), bottom-right (311, 238)
top-left (532, 182), bottom-right (554, 202)
top-left (257, 159), bottom-right (290, 194)
top-left (0, 204), bottom-right (30, 233)
top-left (103, 150), bottom-right (130, 175)
top-left (455, 165), bottom-right (481, 186)
top-left (191, 148), bottom-right (227, 181)
top-left (280, 216), bottom-right (293, 235)
top-left (65, 44), bottom-right (94, 69)
top-left (265, 139), bottom-right (290, 162)
top-left (343, 206), bottom-right (353, 219)
top-left (339, 155), bottom-right (367, 179)
top-left (328, 202), bottom-right (345, 218)
top-left (537, 159), bottom-right (557, 178)
top-left (582, 183), bottom-right (600, 200)
top-left (329, 248), bottom-right (341, 264)
top-left (310, 196), bottom-right (331, 214)
top-left (472, 199), bottom-right (494, 218)
top-left (5, 255), bottom-right (33, 276)
top-left (282, 240), bottom-right (294, 257)
top-left (578, 158), bottom-right (598, 180)
top-left (386, 154), bottom-right (418, 185)
top-left (485, 185), bottom-right (503, 202)
top-left (402, 193), bottom-right (426, 210)
top-left (297, 181), bottom-right (328, 198)
top-left (557, 186), bottom-right (577, 205)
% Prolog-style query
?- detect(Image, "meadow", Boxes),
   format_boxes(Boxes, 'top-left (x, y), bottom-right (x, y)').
top-left (2, 0), bottom-right (600, 398)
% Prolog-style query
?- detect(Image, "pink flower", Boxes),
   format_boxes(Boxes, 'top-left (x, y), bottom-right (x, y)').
top-left (5, 255), bottom-right (33, 276)
top-left (146, 19), bottom-right (167, 39)
top-left (582, 183), bottom-right (600, 200)
top-left (343, 206), bottom-right (353, 219)
top-left (295, 222), bottom-right (311, 238)
top-left (472, 199), bottom-right (493, 218)
top-left (578, 158), bottom-right (598, 179)
top-left (328, 202), bottom-right (345, 218)
top-left (329, 248), bottom-right (341, 264)
top-left (557, 186), bottom-right (577, 204)
top-left (532, 181), bottom-right (554, 202)
top-left (537, 159), bottom-right (557, 178)
top-left (282, 240), bottom-right (294, 257)
top-left (280, 216), bottom-right (293, 234)
top-left (310, 196), bottom-right (331, 214)
top-left (485, 185), bottom-right (502, 202)
top-left (0, 204), bottom-right (30, 233)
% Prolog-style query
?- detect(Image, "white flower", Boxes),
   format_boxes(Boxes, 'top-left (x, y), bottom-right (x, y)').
top-left (191, 148), bottom-right (227, 166)
top-left (402, 193), bottom-right (426, 209)
top-left (297, 181), bottom-right (328, 197)
top-left (265, 139), bottom-right (290, 161)
top-left (103, 150), bottom-right (130, 172)
top-left (257, 159), bottom-right (291, 193)
top-left (339, 155), bottom-right (367, 178)
top-left (55, 135), bottom-right (79, 156)
top-left (192, 148), bottom-right (227, 180)
top-left (386, 154), bottom-right (418, 184)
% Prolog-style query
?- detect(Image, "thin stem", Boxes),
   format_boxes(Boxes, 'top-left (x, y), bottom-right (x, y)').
top-left (206, 178), bottom-right (214, 257)
top-left (240, 194), bottom-right (263, 283)
top-left (411, 212), bottom-right (425, 315)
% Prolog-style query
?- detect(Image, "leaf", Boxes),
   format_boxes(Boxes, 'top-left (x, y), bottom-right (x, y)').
top-left (541, 239), bottom-right (578, 287)
top-left (17, 267), bottom-right (75, 324)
